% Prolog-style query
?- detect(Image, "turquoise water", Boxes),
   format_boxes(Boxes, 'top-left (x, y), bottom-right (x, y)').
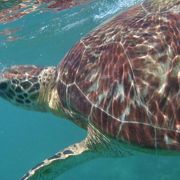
top-left (0, 0), bottom-right (180, 180)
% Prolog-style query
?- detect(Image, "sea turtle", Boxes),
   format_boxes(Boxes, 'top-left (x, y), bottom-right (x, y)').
top-left (0, 0), bottom-right (180, 179)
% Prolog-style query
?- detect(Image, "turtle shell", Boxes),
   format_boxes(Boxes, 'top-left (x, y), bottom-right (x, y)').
top-left (57, 0), bottom-right (180, 151)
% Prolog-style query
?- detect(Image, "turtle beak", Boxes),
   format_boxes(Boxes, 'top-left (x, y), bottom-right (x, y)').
top-left (0, 68), bottom-right (9, 94)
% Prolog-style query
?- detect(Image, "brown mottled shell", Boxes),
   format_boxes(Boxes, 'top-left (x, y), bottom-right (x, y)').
top-left (57, 0), bottom-right (180, 151)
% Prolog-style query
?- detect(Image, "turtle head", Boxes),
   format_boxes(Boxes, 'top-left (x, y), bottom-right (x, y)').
top-left (0, 65), bottom-right (56, 111)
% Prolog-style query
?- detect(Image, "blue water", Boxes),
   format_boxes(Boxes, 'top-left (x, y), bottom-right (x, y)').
top-left (0, 0), bottom-right (180, 180)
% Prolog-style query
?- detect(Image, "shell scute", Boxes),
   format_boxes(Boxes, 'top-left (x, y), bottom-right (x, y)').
top-left (67, 84), bottom-right (92, 117)
top-left (58, 1), bottom-right (180, 150)
top-left (119, 123), bottom-right (156, 149)
top-left (142, 0), bottom-right (180, 13)
top-left (90, 106), bottom-right (121, 137)
top-left (156, 129), bottom-right (180, 150)
top-left (60, 42), bottom-right (85, 84)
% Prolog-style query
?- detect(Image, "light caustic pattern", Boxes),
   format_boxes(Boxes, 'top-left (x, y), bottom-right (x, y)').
top-left (57, 0), bottom-right (180, 151)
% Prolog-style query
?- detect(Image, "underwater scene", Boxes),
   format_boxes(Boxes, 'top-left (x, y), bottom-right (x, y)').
top-left (0, 0), bottom-right (180, 179)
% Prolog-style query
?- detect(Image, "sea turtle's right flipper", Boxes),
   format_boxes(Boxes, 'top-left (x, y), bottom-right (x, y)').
top-left (21, 139), bottom-right (98, 180)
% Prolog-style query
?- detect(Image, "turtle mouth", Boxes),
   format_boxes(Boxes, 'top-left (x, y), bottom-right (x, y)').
top-left (0, 65), bottom-right (18, 98)
top-left (0, 71), bottom-right (10, 100)
top-left (0, 66), bottom-right (17, 93)
top-left (0, 68), bottom-right (8, 90)
top-left (0, 79), bottom-right (8, 92)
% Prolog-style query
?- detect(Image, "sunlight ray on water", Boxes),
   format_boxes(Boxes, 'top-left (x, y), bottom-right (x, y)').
top-left (93, 0), bottom-right (143, 20)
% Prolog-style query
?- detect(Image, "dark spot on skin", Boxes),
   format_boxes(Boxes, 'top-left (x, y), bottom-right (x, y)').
top-left (34, 83), bottom-right (40, 89)
top-left (29, 93), bottom-right (38, 100)
top-left (24, 93), bottom-right (28, 98)
top-left (18, 95), bottom-right (24, 99)
top-left (25, 99), bottom-right (31, 104)
top-left (63, 150), bottom-right (73, 155)
top-left (0, 82), bottom-right (7, 90)
top-left (11, 84), bottom-right (16, 90)
top-left (29, 84), bottom-right (40, 93)
top-left (9, 89), bottom-right (15, 96)
top-left (56, 152), bottom-right (61, 156)
top-left (21, 81), bottom-right (31, 89)
top-left (12, 79), bottom-right (19, 84)
top-left (16, 98), bottom-right (24, 104)
top-left (47, 154), bottom-right (60, 160)
top-left (15, 86), bottom-right (22, 93)
top-left (30, 77), bottom-right (38, 83)
top-left (159, 96), bottom-right (168, 109)
top-left (28, 87), bottom-right (36, 93)
top-left (6, 90), bottom-right (13, 99)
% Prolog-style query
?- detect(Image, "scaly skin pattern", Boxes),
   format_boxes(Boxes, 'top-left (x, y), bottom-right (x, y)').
top-left (0, 65), bottom-right (56, 111)
top-left (0, 65), bottom-right (43, 108)
top-left (57, 0), bottom-right (180, 151)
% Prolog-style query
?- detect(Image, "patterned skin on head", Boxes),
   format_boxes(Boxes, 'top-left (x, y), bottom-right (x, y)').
top-left (0, 65), bottom-right (56, 111)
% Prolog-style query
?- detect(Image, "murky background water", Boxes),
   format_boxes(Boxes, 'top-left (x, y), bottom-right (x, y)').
top-left (0, 0), bottom-right (180, 179)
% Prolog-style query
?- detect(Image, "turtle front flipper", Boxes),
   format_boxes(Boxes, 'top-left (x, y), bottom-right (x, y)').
top-left (22, 140), bottom-right (98, 180)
